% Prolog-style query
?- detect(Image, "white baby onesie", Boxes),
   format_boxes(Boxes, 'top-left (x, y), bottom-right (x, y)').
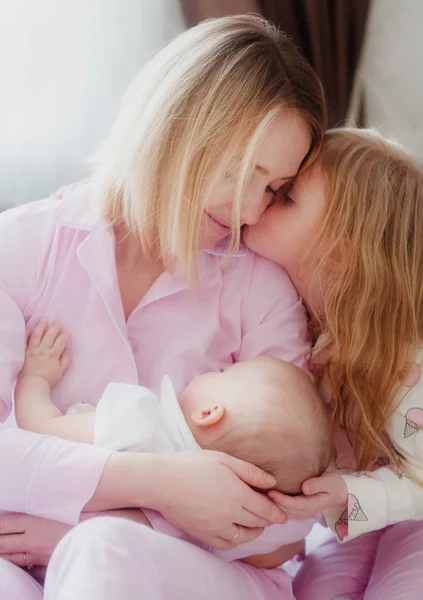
top-left (75, 376), bottom-right (199, 453)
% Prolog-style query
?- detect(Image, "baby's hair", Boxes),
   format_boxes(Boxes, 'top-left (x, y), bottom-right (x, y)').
top-left (256, 363), bottom-right (332, 494)
top-left (307, 128), bottom-right (423, 472)
top-left (211, 358), bottom-right (332, 495)
top-left (92, 15), bottom-right (327, 281)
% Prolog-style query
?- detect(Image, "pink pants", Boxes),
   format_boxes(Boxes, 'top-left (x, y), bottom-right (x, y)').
top-left (293, 521), bottom-right (423, 600)
top-left (43, 517), bottom-right (291, 599)
top-left (1, 519), bottom-right (423, 599)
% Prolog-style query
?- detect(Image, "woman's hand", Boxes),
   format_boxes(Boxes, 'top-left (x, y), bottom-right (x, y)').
top-left (0, 508), bottom-right (152, 580)
top-left (151, 450), bottom-right (286, 550)
top-left (0, 513), bottom-right (71, 574)
top-left (268, 472), bottom-right (348, 519)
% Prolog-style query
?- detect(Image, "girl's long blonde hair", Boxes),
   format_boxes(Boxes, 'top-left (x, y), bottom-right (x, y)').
top-left (309, 128), bottom-right (423, 470)
top-left (92, 15), bottom-right (326, 280)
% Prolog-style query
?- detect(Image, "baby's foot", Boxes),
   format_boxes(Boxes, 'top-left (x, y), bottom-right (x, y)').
top-left (20, 319), bottom-right (70, 388)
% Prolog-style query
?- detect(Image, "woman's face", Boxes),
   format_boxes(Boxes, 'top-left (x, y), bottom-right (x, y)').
top-left (199, 111), bottom-right (312, 249)
top-left (244, 164), bottom-right (327, 310)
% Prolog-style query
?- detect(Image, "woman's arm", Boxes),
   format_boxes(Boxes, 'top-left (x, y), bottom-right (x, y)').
top-left (0, 288), bottom-right (113, 523)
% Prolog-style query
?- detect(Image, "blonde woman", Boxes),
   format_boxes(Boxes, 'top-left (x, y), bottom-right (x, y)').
top-left (246, 128), bottom-right (423, 599)
top-left (0, 15), bottom-right (327, 600)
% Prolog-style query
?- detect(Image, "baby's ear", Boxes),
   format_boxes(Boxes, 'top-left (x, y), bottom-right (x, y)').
top-left (191, 404), bottom-right (225, 427)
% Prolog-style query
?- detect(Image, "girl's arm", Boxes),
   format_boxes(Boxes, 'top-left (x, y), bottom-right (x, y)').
top-left (272, 375), bottom-right (423, 543)
top-left (324, 371), bottom-right (423, 543)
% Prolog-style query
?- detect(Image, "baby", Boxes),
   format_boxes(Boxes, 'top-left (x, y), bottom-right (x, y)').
top-left (15, 321), bottom-right (331, 497)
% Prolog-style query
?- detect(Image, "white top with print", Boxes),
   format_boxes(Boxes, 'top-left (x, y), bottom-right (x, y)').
top-left (325, 348), bottom-right (423, 542)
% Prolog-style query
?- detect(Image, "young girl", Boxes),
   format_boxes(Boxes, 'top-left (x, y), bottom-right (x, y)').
top-left (0, 14), bottom-right (327, 600)
top-left (245, 127), bottom-right (423, 599)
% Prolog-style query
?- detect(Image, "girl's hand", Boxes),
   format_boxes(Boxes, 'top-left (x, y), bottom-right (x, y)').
top-left (268, 472), bottom-right (348, 519)
top-left (152, 450), bottom-right (286, 550)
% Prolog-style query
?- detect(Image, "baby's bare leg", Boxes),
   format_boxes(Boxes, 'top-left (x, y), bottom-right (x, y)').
top-left (241, 539), bottom-right (305, 569)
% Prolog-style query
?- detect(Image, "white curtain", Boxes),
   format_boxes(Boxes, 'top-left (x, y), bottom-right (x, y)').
top-left (362, 0), bottom-right (423, 160)
top-left (0, 0), bottom-right (185, 209)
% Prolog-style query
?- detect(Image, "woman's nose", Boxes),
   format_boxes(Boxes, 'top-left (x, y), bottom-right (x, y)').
top-left (240, 192), bottom-right (269, 226)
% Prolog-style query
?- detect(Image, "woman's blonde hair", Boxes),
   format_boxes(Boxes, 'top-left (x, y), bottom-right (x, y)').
top-left (309, 128), bottom-right (423, 471)
top-left (92, 15), bottom-right (326, 279)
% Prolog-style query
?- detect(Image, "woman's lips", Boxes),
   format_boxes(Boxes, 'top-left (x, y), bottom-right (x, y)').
top-left (206, 213), bottom-right (231, 234)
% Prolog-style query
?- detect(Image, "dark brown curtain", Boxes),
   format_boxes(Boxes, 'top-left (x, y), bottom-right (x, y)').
top-left (181, 0), bottom-right (371, 127)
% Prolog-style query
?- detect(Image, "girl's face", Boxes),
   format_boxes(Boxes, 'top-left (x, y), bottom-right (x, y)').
top-left (200, 111), bottom-right (312, 249)
top-left (244, 164), bottom-right (327, 310)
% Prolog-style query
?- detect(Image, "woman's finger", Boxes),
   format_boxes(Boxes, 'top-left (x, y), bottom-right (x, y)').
top-left (0, 533), bottom-right (26, 555)
top-left (41, 322), bottom-right (62, 348)
top-left (1, 552), bottom-right (34, 568)
top-left (220, 454), bottom-right (276, 490)
top-left (242, 488), bottom-right (286, 525)
top-left (236, 508), bottom-right (273, 528)
top-left (223, 525), bottom-right (264, 546)
top-left (0, 513), bottom-right (27, 535)
top-left (28, 319), bottom-right (48, 348)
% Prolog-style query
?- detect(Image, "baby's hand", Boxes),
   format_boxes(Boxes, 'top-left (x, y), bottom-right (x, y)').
top-left (20, 319), bottom-right (70, 388)
top-left (267, 472), bottom-right (348, 519)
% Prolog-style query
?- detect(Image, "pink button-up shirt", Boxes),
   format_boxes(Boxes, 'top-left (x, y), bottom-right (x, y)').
top-left (0, 182), bottom-right (310, 526)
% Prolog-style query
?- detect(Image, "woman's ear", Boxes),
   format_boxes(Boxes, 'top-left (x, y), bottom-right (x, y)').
top-left (190, 404), bottom-right (225, 427)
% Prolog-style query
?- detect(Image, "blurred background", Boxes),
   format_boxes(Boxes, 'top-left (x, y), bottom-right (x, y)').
top-left (1, 0), bottom-right (422, 210)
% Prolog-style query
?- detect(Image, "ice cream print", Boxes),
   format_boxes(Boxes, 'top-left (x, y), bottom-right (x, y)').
top-left (404, 407), bottom-right (423, 438)
top-left (335, 494), bottom-right (368, 541)
top-left (335, 508), bottom-right (348, 542)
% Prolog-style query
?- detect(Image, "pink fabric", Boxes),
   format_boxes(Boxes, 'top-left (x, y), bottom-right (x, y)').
top-left (293, 521), bottom-right (423, 600)
top-left (43, 517), bottom-right (292, 600)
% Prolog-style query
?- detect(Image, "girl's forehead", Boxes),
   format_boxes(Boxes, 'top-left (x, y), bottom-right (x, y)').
top-left (295, 162), bottom-right (324, 192)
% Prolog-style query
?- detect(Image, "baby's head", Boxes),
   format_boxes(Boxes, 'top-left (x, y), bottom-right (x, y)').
top-left (180, 357), bottom-right (332, 494)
